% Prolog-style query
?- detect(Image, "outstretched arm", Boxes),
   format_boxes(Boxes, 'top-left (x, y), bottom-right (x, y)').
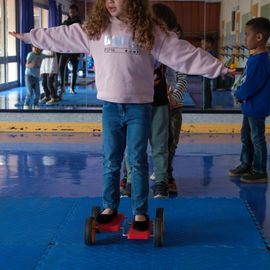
top-left (153, 30), bottom-right (235, 79)
top-left (9, 24), bottom-right (91, 54)
top-left (167, 72), bottom-right (187, 109)
top-left (9, 32), bottom-right (25, 40)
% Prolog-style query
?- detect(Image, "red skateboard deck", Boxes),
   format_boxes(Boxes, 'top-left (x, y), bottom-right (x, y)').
top-left (97, 214), bottom-right (124, 232)
top-left (127, 221), bottom-right (152, 240)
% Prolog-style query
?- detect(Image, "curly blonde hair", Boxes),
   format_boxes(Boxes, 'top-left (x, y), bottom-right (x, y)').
top-left (84, 0), bottom-right (165, 51)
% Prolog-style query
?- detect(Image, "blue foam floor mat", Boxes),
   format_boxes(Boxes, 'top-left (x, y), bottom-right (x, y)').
top-left (0, 197), bottom-right (269, 270)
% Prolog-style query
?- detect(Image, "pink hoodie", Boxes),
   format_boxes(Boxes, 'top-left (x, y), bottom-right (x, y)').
top-left (22, 17), bottom-right (228, 104)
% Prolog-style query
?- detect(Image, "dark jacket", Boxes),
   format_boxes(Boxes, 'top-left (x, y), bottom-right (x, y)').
top-left (62, 16), bottom-right (81, 26)
top-left (153, 64), bottom-right (169, 106)
top-left (61, 16), bottom-right (82, 57)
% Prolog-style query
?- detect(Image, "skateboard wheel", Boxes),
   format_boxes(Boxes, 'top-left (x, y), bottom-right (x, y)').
top-left (156, 208), bottom-right (164, 233)
top-left (84, 217), bottom-right (96, 245)
top-left (154, 218), bottom-right (163, 247)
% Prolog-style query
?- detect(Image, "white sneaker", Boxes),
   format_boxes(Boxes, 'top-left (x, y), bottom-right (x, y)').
top-left (150, 172), bottom-right (155, 181)
top-left (39, 97), bottom-right (50, 104)
top-left (23, 105), bottom-right (30, 110)
top-left (70, 88), bottom-right (77, 94)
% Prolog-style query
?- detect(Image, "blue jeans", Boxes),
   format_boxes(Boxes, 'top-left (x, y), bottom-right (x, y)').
top-left (168, 107), bottom-right (182, 179)
top-left (240, 115), bottom-right (267, 173)
top-left (149, 105), bottom-right (169, 186)
top-left (102, 101), bottom-right (152, 215)
top-left (25, 75), bottom-right (40, 106)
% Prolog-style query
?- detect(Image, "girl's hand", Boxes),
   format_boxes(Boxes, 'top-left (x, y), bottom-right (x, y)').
top-left (9, 31), bottom-right (24, 40)
top-left (227, 68), bottom-right (236, 78)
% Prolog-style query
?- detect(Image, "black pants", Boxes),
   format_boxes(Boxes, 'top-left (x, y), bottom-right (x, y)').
top-left (41, 74), bottom-right (57, 99)
top-left (203, 77), bottom-right (212, 109)
top-left (59, 53), bottom-right (80, 90)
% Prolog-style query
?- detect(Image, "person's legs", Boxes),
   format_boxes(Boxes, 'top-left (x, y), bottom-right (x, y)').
top-left (45, 75), bottom-right (60, 105)
top-left (126, 103), bottom-right (152, 215)
top-left (240, 115), bottom-right (253, 168)
top-left (203, 77), bottom-right (212, 109)
top-left (47, 75), bottom-right (58, 99)
top-left (41, 74), bottom-right (50, 99)
top-left (229, 115), bottom-right (252, 176)
top-left (249, 117), bottom-right (267, 173)
top-left (59, 54), bottom-right (69, 91)
top-left (102, 102), bottom-right (126, 212)
top-left (33, 77), bottom-right (40, 106)
top-left (240, 117), bottom-right (268, 183)
top-left (69, 54), bottom-right (79, 92)
top-left (24, 75), bottom-right (34, 106)
top-left (167, 107), bottom-right (182, 193)
top-left (168, 107), bottom-right (182, 180)
top-left (149, 105), bottom-right (169, 197)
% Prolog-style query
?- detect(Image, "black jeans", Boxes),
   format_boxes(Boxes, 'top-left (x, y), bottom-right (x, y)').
top-left (59, 53), bottom-right (80, 90)
top-left (203, 77), bottom-right (212, 109)
top-left (41, 74), bottom-right (57, 99)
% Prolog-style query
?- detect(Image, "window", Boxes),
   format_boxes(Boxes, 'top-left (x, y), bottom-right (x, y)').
top-left (0, 0), bottom-right (18, 87)
top-left (34, 6), bottom-right (48, 28)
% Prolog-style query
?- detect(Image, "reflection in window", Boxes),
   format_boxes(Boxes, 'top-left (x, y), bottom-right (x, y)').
top-left (0, 155), bottom-right (5, 166)
top-left (6, 0), bottom-right (16, 56)
top-left (34, 6), bottom-right (48, 28)
top-left (42, 155), bottom-right (56, 166)
top-left (8, 62), bottom-right (17, 82)
top-left (0, 1), bottom-right (4, 57)
top-left (42, 8), bottom-right (48, 28)
top-left (0, 0), bottom-right (17, 86)
top-left (0, 64), bottom-right (5, 84)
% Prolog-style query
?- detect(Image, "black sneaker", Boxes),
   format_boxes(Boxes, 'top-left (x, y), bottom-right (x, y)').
top-left (153, 184), bottom-right (169, 199)
top-left (228, 165), bottom-right (250, 177)
top-left (96, 209), bottom-right (118, 224)
top-left (240, 170), bottom-right (268, 184)
top-left (121, 183), bottom-right (131, 197)
top-left (133, 215), bottom-right (149, 231)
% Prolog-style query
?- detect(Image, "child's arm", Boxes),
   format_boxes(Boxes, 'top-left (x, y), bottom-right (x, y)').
top-left (235, 61), bottom-right (269, 101)
top-left (9, 23), bottom-right (91, 54)
top-left (25, 60), bottom-right (35, 68)
top-left (167, 72), bottom-right (187, 109)
top-left (25, 53), bottom-right (35, 68)
top-left (153, 31), bottom-right (233, 79)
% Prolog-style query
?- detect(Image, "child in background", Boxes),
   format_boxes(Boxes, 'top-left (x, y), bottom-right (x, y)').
top-left (229, 17), bottom-right (270, 184)
top-left (150, 4), bottom-right (187, 197)
top-left (59, 4), bottom-right (82, 96)
top-left (165, 23), bottom-right (187, 194)
top-left (201, 35), bottom-right (216, 56)
top-left (24, 46), bottom-right (43, 109)
top-left (10, 0), bottom-right (233, 231)
top-left (39, 50), bottom-right (60, 105)
top-left (121, 6), bottom-right (187, 198)
top-left (200, 35), bottom-right (216, 109)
